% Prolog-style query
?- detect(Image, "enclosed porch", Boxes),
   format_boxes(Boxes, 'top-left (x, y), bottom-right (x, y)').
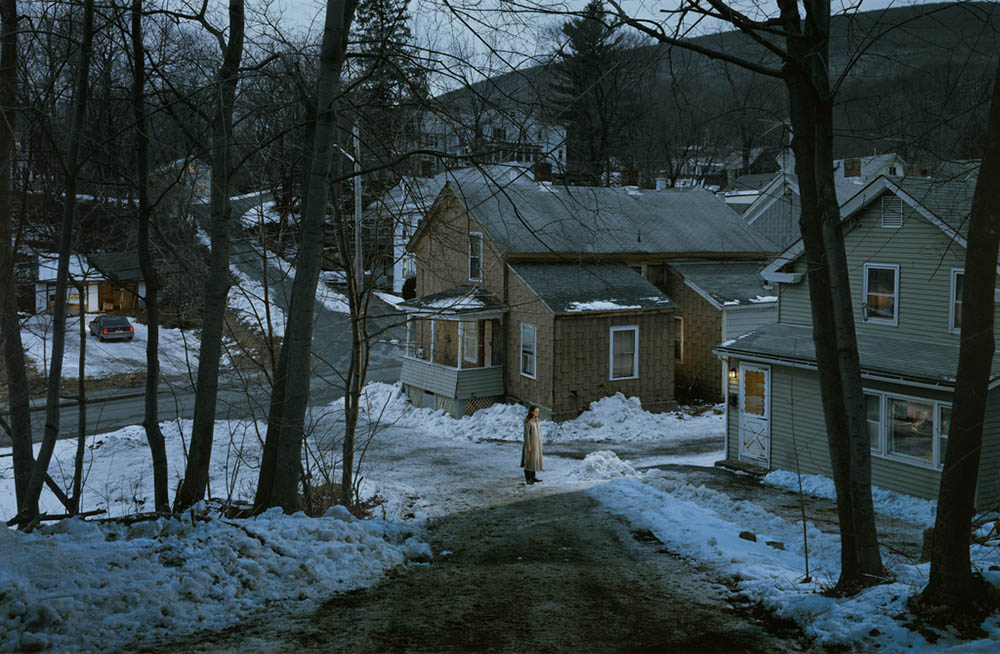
top-left (398, 285), bottom-right (507, 417)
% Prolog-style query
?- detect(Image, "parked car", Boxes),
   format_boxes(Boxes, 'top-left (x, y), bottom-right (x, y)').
top-left (89, 315), bottom-right (134, 342)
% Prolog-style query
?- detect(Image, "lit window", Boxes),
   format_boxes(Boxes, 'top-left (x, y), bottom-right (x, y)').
top-left (863, 263), bottom-right (899, 325)
top-left (889, 397), bottom-right (934, 463)
top-left (950, 269), bottom-right (964, 333)
top-left (469, 232), bottom-right (483, 281)
top-left (868, 390), bottom-right (950, 468)
top-left (520, 323), bottom-right (536, 378)
top-left (610, 326), bottom-right (638, 380)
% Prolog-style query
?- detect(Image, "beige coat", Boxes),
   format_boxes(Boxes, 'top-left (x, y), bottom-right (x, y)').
top-left (520, 417), bottom-right (543, 471)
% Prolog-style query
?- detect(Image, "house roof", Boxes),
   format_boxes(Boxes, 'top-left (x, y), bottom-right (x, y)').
top-left (399, 284), bottom-right (507, 316)
top-left (725, 172), bottom-right (777, 193)
top-left (509, 263), bottom-right (674, 315)
top-left (373, 164), bottom-right (533, 221)
top-left (715, 322), bottom-right (1000, 389)
top-left (762, 172), bottom-right (981, 282)
top-left (449, 180), bottom-right (779, 257)
top-left (743, 172), bottom-right (868, 227)
top-left (668, 261), bottom-right (776, 310)
top-left (37, 253), bottom-right (94, 282)
top-left (36, 251), bottom-right (143, 283)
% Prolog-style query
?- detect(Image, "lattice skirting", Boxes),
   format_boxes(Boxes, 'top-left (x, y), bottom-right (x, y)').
top-left (465, 396), bottom-right (500, 416)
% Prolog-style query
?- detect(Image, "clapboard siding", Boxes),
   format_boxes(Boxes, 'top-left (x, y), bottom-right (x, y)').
top-left (724, 305), bottom-right (777, 340)
top-left (455, 366), bottom-right (504, 399)
top-left (776, 194), bottom-right (1000, 339)
top-left (401, 357), bottom-right (458, 397)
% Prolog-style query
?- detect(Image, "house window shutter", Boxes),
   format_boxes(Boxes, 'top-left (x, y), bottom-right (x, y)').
top-left (882, 196), bottom-right (903, 228)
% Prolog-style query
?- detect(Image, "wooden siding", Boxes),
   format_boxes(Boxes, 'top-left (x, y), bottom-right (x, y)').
top-left (777, 194), bottom-right (1000, 339)
top-left (400, 357), bottom-right (503, 400)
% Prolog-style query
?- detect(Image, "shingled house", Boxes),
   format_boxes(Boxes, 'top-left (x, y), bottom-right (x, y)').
top-left (399, 177), bottom-right (776, 420)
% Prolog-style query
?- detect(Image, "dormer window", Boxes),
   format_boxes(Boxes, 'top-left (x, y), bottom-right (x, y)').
top-left (882, 196), bottom-right (903, 228)
top-left (888, 165), bottom-right (899, 176)
top-left (863, 263), bottom-right (899, 325)
top-left (469, 232), bottom-right (483, 281)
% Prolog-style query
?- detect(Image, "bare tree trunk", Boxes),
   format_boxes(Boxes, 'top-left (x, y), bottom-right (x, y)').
top-left (174, 0), bottom-right (245, 512)
top-left (21, 0), bottom-right (96, 526)
top-left (255, 0), bottom-right (357, 513)
top-left (0, 0), bottom-right (32, 512)
top-left (778, 0), bottom-right (885, 591)
top-left (132, 0), bottom-right (169, 512)
top-left (916, 58), bottom-right (1000, 620)
top-left (71, 281), bottom-right (86, 513)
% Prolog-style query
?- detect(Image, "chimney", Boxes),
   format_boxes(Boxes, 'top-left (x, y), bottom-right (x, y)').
top-left (843, 158), bottom-right (861, 178)
top-left (622, 167), bottom-right (638, 187)
top-left (532, 161), bottom-right (552, 183)
top-left (421, 159), bottom-right (435, 178)
top-left (655, 174), bottom-right (668, 191)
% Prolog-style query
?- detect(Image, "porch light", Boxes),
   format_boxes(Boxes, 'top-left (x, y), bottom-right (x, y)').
top-left (728, 368), bottom-right (738, 381)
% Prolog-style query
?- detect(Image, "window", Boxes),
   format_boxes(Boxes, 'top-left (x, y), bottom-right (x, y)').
top-left (867, 389), bottom-right (950, 468)
top-left (888, 165), bottom-right (899, 176)
top-left (863, 263), bottom-right (899, 325)
top-left (881, 196), bottom-right (903, 228)
top-left (865, 393), bottom-right (881, 451)
top-left (469, 232), bottom-right (483, 281)
top-left (950, 269), bottom-right (964, 333)
top-left (610, 326), bottom-right (638, 380)
top-left (674, 317), bottom-right (684, 363)
top-left (520, 322), bottom-right (536, 378)
top-left (463, 321), bottom-right (478, 364)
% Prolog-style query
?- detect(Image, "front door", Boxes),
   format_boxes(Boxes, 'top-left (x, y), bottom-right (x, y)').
top-left (738, 363), bottom-right (770, 465)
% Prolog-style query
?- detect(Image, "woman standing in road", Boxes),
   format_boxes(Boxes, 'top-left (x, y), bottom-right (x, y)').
top-left (521, 405), bottom-right (543, 484)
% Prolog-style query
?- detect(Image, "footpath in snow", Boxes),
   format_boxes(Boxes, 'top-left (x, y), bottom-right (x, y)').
top-left (1, 384), bottom-right (999, 651)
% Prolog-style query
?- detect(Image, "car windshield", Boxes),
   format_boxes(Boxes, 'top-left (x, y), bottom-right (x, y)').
top-left (103, 316), bottom-right (130, 326)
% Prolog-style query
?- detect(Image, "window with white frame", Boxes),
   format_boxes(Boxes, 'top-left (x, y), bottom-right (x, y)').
top-left (674, 317), bottom-right (684, 363)
top-left (520, 322), bottom-right (536, 378)
top-left (950, 269), bottom-right (964, 333)
top-left (463, 321), bottom-right (478, 364)
top-left (866, 388), bottom-right (950, 468)
top-left (610, 326), bottom-right (639, 380)
top-left (469, 232), bottom-right (483, 281)
top-left (863, 263), bottom-right (899, 325)
top-left (882, 195), bottom-right (903, 228)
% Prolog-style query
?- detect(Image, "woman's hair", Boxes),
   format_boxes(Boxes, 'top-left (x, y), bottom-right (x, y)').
top-left (525, 405), bottom-right (538, 422)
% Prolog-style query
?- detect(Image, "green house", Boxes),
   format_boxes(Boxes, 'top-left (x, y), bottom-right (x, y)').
top-left (715, 171), bottom-right (1000, 506)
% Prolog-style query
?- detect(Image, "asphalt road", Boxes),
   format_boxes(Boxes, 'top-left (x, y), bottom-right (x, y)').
top-left (3, 193), bottom-right (404, 443)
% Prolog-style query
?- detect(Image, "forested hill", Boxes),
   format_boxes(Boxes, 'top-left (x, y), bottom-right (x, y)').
top-left (440, 1), bottom-right (1000, 164)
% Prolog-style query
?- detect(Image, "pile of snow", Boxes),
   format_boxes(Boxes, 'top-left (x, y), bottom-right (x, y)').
top-left (763, 470), bottom-right (937, 528)
top-left (568, 450), bottom-right (640, 480)
top-left (229, 267), bottom-right (288, 337)
top-left (588, 474), bottom-right (1000, 650)
top-left (550, 393), bottom-right (724, 444)
top-left (0, 509), bottom-right (423, 653)
top-left (20, 315), bottom-right (203, 378)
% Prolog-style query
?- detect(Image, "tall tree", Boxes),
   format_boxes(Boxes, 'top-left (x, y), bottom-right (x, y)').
top-left (132, 0), bottom-right (169, 512)
top-left (20, 0), bottom-right (97, 527)
top-left (914, 58), bottom-right (1000, 624)
top-left (0, 0), bottom-right (31, 511)
top-left (255, 0), bottom-right (358, 512)
top-left (174, 0), bottom-right (245, 512)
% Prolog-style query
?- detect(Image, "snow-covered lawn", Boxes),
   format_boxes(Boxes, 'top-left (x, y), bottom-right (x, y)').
top-left (1, 384), bottom-right (998, 651)
top-left (20, 314), bottom-right (202, 379)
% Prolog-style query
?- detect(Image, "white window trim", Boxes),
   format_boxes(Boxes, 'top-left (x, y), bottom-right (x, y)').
top-left (949, 268), bottom-right (964, 335)
top-left (609, 325), bottom-right (639, 381)
top-left (863, 263), bottom-right (900, 326)
top-left (865, 387), bottom-right (950, 470)
top-left (469, 232), bottom-right (483, 282)
top-left (674, 316), bottom-right (684, 364)
top-left (520, 322), bottom-right (536, 379)
top-left (463, 320), bottom-right (478, 364)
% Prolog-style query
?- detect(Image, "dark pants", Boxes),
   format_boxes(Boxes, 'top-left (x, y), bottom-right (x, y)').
top-left (524, 469), bottom-right (536, 483)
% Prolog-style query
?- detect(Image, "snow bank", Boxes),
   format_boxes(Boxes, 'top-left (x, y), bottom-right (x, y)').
top-left (763, 470), bottom-right (937, 528)
top-left (0, 510), bottom-right (424, 653)
top-left (230, 267), bottom-right (288, 337)
top-left (568, 450), bottom-right (640, 480)
top-left (587, 475), bottom-right (1000, 650)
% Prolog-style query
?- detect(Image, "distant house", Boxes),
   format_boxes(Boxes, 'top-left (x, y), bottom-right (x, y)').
top-left (34, 251), bottom-right (145, 316)
top-left (740, 152), bottom-right (908, 249)
top-left (715, 171), bottom-right (1000, 505)
top-left (399, 177), bottom-right (776, 420)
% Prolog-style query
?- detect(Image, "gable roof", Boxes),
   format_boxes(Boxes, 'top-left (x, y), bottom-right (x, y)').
top-left (668, 261), bottom-right (776, 310)
top-left (445, 180), bottom-right (778, 257)
top-left (742, 171), bottom-right (869, 228)
top-left (509, 263), bottom-right (674, 315)
top-left (761, 172), bottom-right (980, 283)
top-left (36, 251), bottom-right (142, 282)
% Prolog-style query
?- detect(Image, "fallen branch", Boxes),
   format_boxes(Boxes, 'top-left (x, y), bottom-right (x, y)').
top-left (6, 508), bottom-right (106, 528)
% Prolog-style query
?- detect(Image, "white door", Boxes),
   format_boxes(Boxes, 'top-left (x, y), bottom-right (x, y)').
top-left (738, 363), bottom-right (770, 465)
